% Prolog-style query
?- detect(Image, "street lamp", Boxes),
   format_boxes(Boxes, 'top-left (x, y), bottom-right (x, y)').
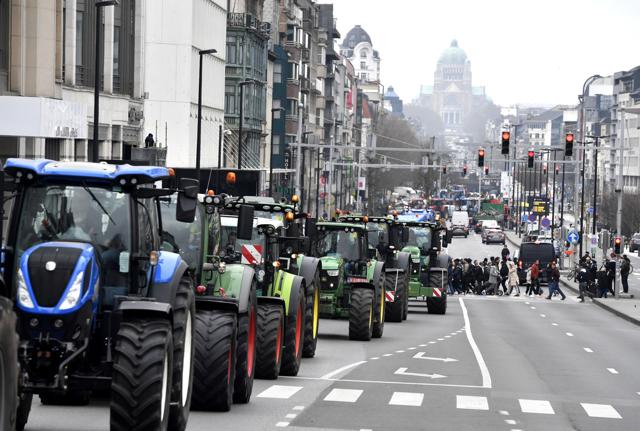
top-left (237, 79), bottom-right (263, 170)
top-left (269, 107), bottom-right (285, 196)
top-left (92, 0), bottom-right (118, 163)
top-left (196, 48), bottom-right (217, 172)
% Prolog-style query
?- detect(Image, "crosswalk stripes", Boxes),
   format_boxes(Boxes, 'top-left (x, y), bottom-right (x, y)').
top-left (255, 384), bottom-right (624, 420)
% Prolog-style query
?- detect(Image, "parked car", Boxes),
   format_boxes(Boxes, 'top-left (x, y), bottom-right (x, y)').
top-left (629, 233), bottom-right (640, 252)
top-left (484, 228), bottom-right (506, 245)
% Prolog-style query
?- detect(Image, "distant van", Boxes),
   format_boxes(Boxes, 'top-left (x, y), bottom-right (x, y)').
top-left (516, 241), bottom-right (555, 284)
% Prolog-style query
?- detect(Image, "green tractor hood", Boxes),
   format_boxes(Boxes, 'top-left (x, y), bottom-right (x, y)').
top-left (319, 255), bottom-right (342, 271)
top-left (402, 245), bottom-right (421, 262)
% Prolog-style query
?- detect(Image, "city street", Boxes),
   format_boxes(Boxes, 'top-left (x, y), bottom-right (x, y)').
top-left (23, 233), bottom-right (640, 431)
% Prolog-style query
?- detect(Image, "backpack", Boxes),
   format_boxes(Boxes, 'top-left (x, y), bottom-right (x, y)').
top-left (500, 261), bottom-right (509, 277)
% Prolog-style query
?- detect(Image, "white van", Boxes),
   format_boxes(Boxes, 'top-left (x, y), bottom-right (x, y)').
top-left (450, 211), bottom-right (469, 237)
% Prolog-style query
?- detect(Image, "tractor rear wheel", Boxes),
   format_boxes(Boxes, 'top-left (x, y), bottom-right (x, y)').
top-left (280, 287), bottom-right (306, 376)
top-left (385, 272), bottom-right (403, 322)
top-left (191, 310), bottom-right (237, 412)
top-left (372, 276), bottom-right (386, 338)
top-left (110, 318), bottom-right (173, 431)
top-left (0, 297), bottom-right (18, 431)
top-left (402, 273), bottom-right (409, 320)
top-left (169, 277), bottom-right (195, 430)
top-left (255, 303), bottom-right (284, 379)
top-left (233, 285), bottom-right (257, 404)
top-left (302, 270), bottom-right (320, 358)
top-left (427, 296), bottom-right (447, 314)
top-left (349, 288), bottom-right (374, 341)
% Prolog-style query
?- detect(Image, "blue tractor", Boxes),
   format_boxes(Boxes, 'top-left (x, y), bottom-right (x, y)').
top-left (0, 159), bottom-right (199, 431)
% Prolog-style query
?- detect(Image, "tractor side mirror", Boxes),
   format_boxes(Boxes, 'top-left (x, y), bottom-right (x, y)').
top-left (176, 178), bottom-right (199, 223)
top-left (237, 205), bottom-right (254, 240)
top-left (305, 218), bottom-right (317, 239)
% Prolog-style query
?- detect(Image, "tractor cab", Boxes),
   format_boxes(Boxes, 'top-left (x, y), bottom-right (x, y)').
top-left (314, 223), bottom-right (369, 282)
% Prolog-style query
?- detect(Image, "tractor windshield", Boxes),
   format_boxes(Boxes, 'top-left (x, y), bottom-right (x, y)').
top-left (220, 217), bottom-right (267, 264)
top-left (406, 227), bottom-right (432, 250)
top-left (159, 197), bottom-right (204, 271)
top-left (316, 228), bottom-right (365, 261)
top-left (367, 223), bottom-right (388, 249)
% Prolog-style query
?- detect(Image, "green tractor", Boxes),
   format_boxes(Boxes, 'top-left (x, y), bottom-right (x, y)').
top-left (312, 220), bottom-right (386, 341)
top-left (159, 194), bottom-right (257, 412)
top-left (338, 215), bottom-right (411, 323)
top-left (401, 221), bottom-right (450, 314)
top-left (219, 198), bottom-right (317, 378)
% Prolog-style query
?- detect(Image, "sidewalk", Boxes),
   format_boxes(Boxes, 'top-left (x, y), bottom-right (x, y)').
top-left (505, 230), bottom-right (640, 327)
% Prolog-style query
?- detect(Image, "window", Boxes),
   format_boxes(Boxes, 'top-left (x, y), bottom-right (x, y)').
top-left (288, 62), bottom-right (299, 80)
top-left (272, 135), bottom-right (280, 155)
top-left (226, 36), bottom-right (237, 64)
top-left (0, 0), bottom-right (9, 91)
top-left (360, 49), bottom-right (368, 58)
top-left (360, 61), bottom-right (366, 70)
top-left (113, 0), bottom-right (135, 95)
top-left (76, 0), bottom-right (104, 88)
top-left (225, 85), bottom-right (236, 114)
top-left (287, 99), bottom-right (299, 116)
top-left (274, 63), bottom-right (282, 83)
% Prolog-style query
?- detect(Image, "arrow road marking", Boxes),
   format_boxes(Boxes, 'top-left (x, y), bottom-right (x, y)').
top-left (413, 352), bottom-right (458, 362)
top-left (394, 367), bottom-right (447, 379)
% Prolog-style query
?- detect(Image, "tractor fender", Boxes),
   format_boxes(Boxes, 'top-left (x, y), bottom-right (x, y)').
top-left (119, 299), bottom-right (172, 319)
top-left (272, 271), bottom-right (305, 317)
top-left (195, 296), bottom-right (240, 314)
top-left (433, 253), bottom-right (451, 269)
top-left (297, 256), bottom-right (320, 295)
top-left (149, 251), bottom-right (189, 308)
top-left (396, 252), bottom-right (411, 273)
top-left (236, 265), bottom-right (257, 314)
top-left (257, 295), bottom-right (286, 313)
top-left (372, 262), bottom-right (385, 291)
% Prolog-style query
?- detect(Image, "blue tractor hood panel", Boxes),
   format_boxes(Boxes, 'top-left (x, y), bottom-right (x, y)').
top-left (17, 241), bottom-right (100, 315)
top-left (4, 158), bottom-right (170, 184)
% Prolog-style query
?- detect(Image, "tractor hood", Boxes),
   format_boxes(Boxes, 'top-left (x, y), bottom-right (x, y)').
top-left (319, 255), bottom-right (342, 271)
top-left (402, 246), bottom-right (421, 262)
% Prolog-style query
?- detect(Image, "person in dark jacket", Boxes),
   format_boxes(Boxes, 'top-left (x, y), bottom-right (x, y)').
top-left (546, 261), bottom-right (566, 300)
top-left (452, 260), bottom-right (463, 294)
top-left (499, 258), bottom-right (509, 294)
top-left (501, 245), bottom-right (510, 260)
top-left (605, 254), bottom-right (616, 295)
top-left (620, 255), bottom-right (631, 294)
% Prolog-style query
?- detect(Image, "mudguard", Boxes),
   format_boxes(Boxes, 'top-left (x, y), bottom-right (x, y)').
top-left (149, 250), bottom-right (189, 309)
top-left (119, 300), bottom-right (172, 318)
top-left (195, 296), bottom-right (239, 313)
top-left (297, 256), bottom-right (320, 295)
top-left (395, 251), bottom-right (410, 273)
top-left (433, 253), bottom-right (450, 269)
top-left (271, 270), bottom-right (305, 317)
top-left (211, 263), bottom-right (256, 314)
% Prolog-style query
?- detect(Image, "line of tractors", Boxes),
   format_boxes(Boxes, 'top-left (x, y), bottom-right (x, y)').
top-left (0, 159), bottom-right (450, 431)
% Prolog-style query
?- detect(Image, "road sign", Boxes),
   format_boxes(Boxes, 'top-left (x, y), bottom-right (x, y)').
top-left (567, 230), bottom-right (579, 244)
top-left (541, 217), bottom-right (550, 228)
top-left (590, 234), bottom-right (598, 246)
top-left (528, 213), bottom-right (536, 222)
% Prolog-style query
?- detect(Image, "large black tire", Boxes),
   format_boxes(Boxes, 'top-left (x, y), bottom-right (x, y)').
top-left (372, 276), bottom-right (386, 338)
top-left (302, 270), bottom-right (320, 358)
top-left (280, 285), bottom-right (306, 376)
top-left (0, 297), bottom-right (18, 431)
top-left (15, 393), bottom-right (31, 431)
top-left (385, 272), bottom-right (403, 323)
top-left (110, 318), bottom-right (173, 431)
top-left (255, 303), bottom-right (284, 379)
top-left (427, 296), bottom-right (447, 314)
top-left (169, 277), bottom-right (196, 430)
top-left (191, 310), bottom-right (237, 412)
top-left (233, 285), bottom-right (257, 404)
top-left (349, 288), bottom-right (374, 341)
top-left (39, 391), bottom-right (90, 406)
top-left (402, 273), bottom-right (409, 320)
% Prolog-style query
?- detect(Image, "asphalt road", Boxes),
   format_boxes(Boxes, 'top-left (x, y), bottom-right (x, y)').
top-left (24, 233), bottom-right (640, 431)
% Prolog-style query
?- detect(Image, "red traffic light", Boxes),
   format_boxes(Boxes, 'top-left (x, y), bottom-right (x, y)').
top-left (528, 150), bottom-right (535, 158)
top-left (615, 237), bottom-right (622, 244)
top-left (478, 149), bottom-right (485, 157)
top-left (502, 131), bottom-right (510, 141)
top-left (566, 133), bottom-right (574, 143)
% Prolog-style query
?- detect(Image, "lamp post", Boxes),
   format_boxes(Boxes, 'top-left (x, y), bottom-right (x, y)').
top-left (269, 107), bottom-right (285, 196)
top-left (196, 48), bottom-right (217, 172)
top-left (93, 1), bottom-right (118, 162)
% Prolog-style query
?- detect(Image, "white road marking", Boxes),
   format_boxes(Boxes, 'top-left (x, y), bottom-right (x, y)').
top-left (257, 385), bottom-right (303, 399)
top-left (438, 338), bottom-right (445, 341)
top-left (280, 375), bottom-right (491, 389)
top-left (519, 399), bottom-right (555, 414)
top-left (445, 335), bottom-right (451, 338)
top-left (499, 410), bottom-right (510, 416)
top-left (607, 368), bottom-right (619, 374)
top-left (540, 314), bottom-right (546, 318)
top-left (408, 347), bottom-right (416, 350)
top-left (505, 419), bottom-right (516, 425)
top-left (581, 403), bottom-right (622, 419)
top-left (525, 302), bottom-right (530, 304)
top-left (389, 391), bottom-right (424, 407)
top-left (395, 350), bottom-right (405, 353)
top-left (394, 367), bottom-right (447, 379)
top-left (566, 332), bottom-right (574, 337)
top-left (456, 395), bottom-right (489, 410)
top-left (552, 323), bottom-right (559, 326)
top-left (419, 344), bottom-right (427, 347)
top-left (320, 361), bottom-right (367, 380)
top-left (285, 413), bottom-right (297, 419)
top-left (383, 353), bottom-right (392, 357)
top-left (530, 306), bottom-right (536, 310)
top-left (460, 298), bottom-right (492, 389)
top-left (429, 341), bottom-right (437, 344)
top-left (324, 388), bottom-right (363, 403)
top-left (413, 352), bottom-right (458, 362)
top-left (370, 357), bottom-right (379, 360)
top-left (292, 405), bottom-right (304, 411)
top-left (275, 422), bottom-right (289, 427)
top-left (584, 348), bottom-right (593, 353)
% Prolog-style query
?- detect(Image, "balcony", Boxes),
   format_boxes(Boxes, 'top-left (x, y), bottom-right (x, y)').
top-left (300, 77), bottom-right (310, 93)
top-left (332, 18), bottom-right (341, 38)
top-left (227, 13), bottom-right (271, 39)
top-left (301, 48), bottom-right (310, 63)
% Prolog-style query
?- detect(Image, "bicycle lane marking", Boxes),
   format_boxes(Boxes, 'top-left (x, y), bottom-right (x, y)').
top-left (459, 297), bottom-right (492, 389)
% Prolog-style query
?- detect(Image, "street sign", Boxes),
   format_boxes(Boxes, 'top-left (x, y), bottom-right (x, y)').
top-left (528, 213), bottom-right (536, 222)
top-left (590, 234), bottom-right (598, 246)
top-left (357, 176), bottom-right (366, 191)
top-left (541, 217), bottom-right (550, 228)
top-left (567, 230), bottom-right (579, 244)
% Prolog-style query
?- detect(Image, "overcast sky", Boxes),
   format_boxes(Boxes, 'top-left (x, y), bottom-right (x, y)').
top-left (321, 0), bottom-right (640, 107)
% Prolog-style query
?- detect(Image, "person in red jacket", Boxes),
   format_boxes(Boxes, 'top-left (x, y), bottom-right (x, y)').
top-left (528, 259), bottom-right (541, 296)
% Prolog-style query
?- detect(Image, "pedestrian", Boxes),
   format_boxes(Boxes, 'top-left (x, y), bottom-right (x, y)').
top-left (546, 261), bottom-right (566, 300)
top-left (528, 259), bottom-right (541, 296)
top-left (605, 253), bottom-right (616, 295)
top-left (473, 260), bottom-right (484, 294)
top-left (499, 258), bottom-right (509, 295)
top-left (577, 259), bottom-right (594, 302)
top-left (453, 259), bottom-right (463, 294)
top-left (507, 259), bottom-right (520, 296)
top-left (501, 244), bottom-right (510, 261)
top-left (620, 254), bottom-right (631, 294)
top-left (487, 258), bottom-right (499, 295)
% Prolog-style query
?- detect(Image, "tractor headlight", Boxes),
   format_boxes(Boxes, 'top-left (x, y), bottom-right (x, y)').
top-left (59, 271), bottom-right (84, 310)
top-left (17, 268), bottom-right (35, 309)
top-left (326, 270), bottom-right (339, 277)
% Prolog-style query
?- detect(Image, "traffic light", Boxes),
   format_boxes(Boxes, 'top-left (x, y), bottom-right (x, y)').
top-left (614, 236), bottom-right (622, 254)
top-left (527, 150), bottom-right (535, 168)
top-left (543, 164), bottom-right (547, 175)
top-left (478, 149), bottom-right (485, 167)
top-left (484, 167), bottom-right (489, 175)
top-left (501, 131), bottom-right (510, 155)
top-left (555, 165), bottom-right (560, 175)
top-left (442, 166), bottom-right (447, 174)
top-left (462, 165), bottom-right (468, 177)
top-left (565, 133), bottom-right (574, 157)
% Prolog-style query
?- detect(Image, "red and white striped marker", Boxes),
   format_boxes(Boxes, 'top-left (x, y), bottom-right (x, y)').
top-left (241, 244), bottom-right (263, 265)
top-left (385, 291), bottom-right (395, 302)
top-left (432, 288), bottom-right (442, 298)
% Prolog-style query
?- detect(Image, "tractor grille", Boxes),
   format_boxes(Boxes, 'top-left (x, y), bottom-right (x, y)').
top-left (411, 261), bottom-right (421, 276)
top-left (27, 246), bottom-right (82, 307)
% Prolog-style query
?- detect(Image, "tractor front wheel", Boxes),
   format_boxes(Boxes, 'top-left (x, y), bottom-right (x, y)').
top-left (280, 287), bottom-right (306, 376)
top-left (349, 288), bottom-right (374, 341)
top-left (255, 303), bottom-right (284, 379)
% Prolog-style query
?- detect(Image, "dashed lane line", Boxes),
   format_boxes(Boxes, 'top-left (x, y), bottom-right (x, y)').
top-left (584, 347), bottom-right (594, 353)
top-left (275, 422), bottom-right (289, 427)
top-left (566, 332), bottom-right (574, 337)
top-left (456, 395), bottom-right (489, 410)
top-left (389, 391), bottom-right (424, 407)
top-left (324, 388), bottom-right (363, 403)
top-left (257, 385), bottom-right (303, 399)
top-left (320, 361), bottom-right (367, 380)
top-left (607, 368), bottom-right (619, 374)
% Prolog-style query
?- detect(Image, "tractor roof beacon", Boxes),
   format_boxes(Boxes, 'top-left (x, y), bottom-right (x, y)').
top-left (1, 159), bottom-right (199, 431)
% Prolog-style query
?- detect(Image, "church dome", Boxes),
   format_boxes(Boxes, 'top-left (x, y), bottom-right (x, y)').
top-left (438, 40), bottom-right (468, 64)
top-left (342, 25), bottom-right (372, 50)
